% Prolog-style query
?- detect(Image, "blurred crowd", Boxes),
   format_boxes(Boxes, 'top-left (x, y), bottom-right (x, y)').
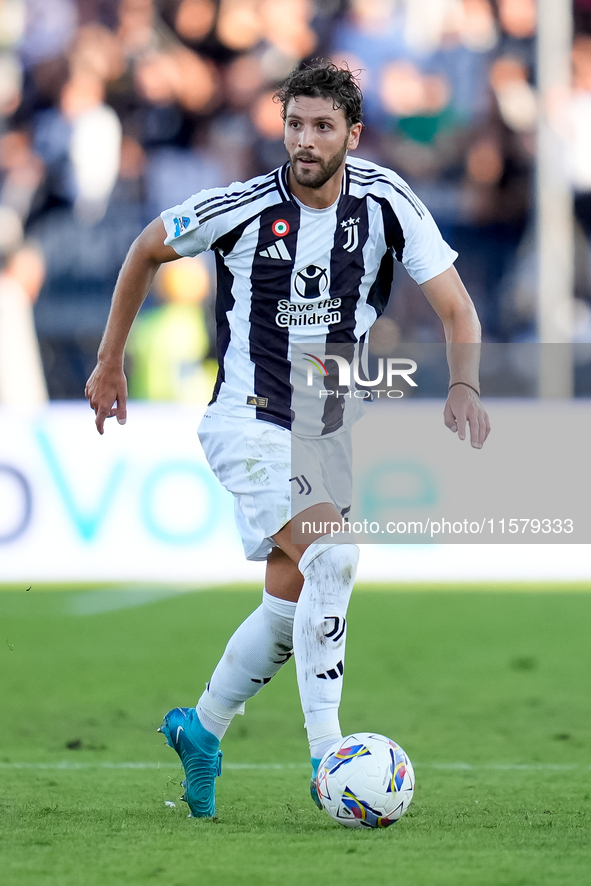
top-left (1, 0), bottom-right (591, 401)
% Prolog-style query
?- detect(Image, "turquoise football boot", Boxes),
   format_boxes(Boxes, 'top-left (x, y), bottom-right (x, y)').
top-left (158, 707), bottom-right (222, 818)
top-left (310, 756), bottom-right (322, 809)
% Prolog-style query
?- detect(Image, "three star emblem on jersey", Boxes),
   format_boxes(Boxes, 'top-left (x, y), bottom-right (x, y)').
top-left (341, 217), bottom-right (360, 252)
top-left (259, 239), bottom-right (291, 261)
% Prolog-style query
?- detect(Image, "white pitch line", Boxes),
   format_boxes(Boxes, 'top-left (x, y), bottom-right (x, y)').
top-left (0, 762), bottom-right (303, 771)
top-left (0, 762), bottom-right (587, 771)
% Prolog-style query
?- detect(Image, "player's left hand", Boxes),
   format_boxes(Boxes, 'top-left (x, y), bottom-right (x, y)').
top-left (444, 385), bottom-right (490, 449)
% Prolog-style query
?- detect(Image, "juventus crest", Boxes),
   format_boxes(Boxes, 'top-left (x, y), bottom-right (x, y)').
top-left (341, 217), bottom-right (360, 252)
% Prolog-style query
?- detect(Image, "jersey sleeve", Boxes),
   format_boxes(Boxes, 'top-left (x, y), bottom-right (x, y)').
top-left (160, 186), bottom-right (236, 257)
top-left (397, 194), bottom-right (458, 286)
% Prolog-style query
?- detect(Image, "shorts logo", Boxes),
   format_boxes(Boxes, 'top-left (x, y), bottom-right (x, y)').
top-left (246, 396), bottom-right (268, 407)
top-left (294, 265), bottom-right (329, 299)
top-left (272, 219), bottom-right (290, 236)
top-left (173, 216), bottom-right (191, 237)
top-left (289, 474), bottom-right (311, 495)
top-left (341, 217), bottom-right (360, 252)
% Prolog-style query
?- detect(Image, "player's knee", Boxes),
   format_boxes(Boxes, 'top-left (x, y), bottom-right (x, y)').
top-left (298, 542), bottom-right (359, 585)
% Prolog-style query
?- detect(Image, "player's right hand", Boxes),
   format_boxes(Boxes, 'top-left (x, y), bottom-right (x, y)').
top-left (85, 361), bottom-right (128, 435)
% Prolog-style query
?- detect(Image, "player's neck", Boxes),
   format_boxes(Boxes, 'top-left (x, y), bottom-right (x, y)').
top-left (287, 166), bottom-right (344, 210)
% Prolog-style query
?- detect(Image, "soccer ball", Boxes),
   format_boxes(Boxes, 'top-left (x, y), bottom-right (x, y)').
top-left (316, 733), bottom-right (415, 828)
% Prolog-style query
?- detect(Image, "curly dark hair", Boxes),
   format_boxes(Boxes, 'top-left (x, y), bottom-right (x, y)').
top-left (274, 60), bottom-right (363, 128)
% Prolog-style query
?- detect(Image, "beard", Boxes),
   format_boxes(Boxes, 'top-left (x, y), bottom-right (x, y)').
top-left (290, 135), bottom-right (349, 189)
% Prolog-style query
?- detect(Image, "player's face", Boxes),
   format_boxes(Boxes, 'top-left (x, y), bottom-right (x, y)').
top-left (284, 96), bottom-right (361, 190)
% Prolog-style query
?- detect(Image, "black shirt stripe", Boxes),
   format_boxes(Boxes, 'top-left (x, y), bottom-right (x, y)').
top-left (249, 201), bottom-right (302, 429)
top-left (365, 195), bottom-right (406, 319)
top-left (320, 195), bottom-right (370, 434)
top-left (370, 195), bottom-right (406, 262)
top-left (210, 217), bottom-right (260, 404)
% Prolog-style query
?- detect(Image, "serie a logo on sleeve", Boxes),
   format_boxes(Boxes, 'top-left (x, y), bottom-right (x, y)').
top-left (173, 216), bottom-right (191, 237)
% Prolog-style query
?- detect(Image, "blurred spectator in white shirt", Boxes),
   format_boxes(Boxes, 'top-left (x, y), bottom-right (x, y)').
top-left (0, 239), bottom-right (48, 406)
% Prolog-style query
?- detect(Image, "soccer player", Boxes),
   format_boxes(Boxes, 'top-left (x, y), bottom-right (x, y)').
top-left (86, 62), bottom-right (490, 818)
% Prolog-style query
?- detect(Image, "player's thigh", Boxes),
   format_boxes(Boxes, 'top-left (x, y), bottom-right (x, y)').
top-left (272, 500), bottom-right (348, 564)
top-left (265, 546), bottom-right (303, 601)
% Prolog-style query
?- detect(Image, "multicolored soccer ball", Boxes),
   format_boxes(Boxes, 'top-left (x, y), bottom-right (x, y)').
top-left (316, 733), bottom-right (415, 828)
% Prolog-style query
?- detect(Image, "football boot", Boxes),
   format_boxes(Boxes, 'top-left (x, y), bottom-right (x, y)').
top-left (158, 706), bottom-right (222, 818)
top-left (310, 756), bottom-right (322, 809)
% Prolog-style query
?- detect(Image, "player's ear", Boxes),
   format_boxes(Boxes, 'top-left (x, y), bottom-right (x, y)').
top-left (347, 122), bottom-right (362, 150)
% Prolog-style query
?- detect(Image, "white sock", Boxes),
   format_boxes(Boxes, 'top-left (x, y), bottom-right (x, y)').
top-left (294, 543), bottom-right (359, 758)
top-left (312, 737), bottom-right (342, 763)
top-left (196, 590), bottom-right (296, 740)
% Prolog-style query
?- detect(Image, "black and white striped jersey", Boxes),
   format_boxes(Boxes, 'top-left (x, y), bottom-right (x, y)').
top-left (161, 156), bottom-right (457, 434)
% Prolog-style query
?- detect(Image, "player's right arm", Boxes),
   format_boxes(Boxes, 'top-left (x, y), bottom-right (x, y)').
top-left (85, 218), bottom-right (179, 434)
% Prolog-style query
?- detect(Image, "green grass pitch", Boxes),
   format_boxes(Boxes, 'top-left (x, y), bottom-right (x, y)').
top-left (1, 585), bottom-right (590, 886)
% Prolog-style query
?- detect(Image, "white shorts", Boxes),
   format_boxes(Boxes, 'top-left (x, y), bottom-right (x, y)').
top-left (198, 409), bottom-right (352, 561)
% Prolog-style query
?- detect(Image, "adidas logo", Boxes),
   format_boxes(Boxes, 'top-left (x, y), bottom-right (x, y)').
top-left (316, 660), bottom-right (344, 680)
top-left (259, 239), bottom-right (291, 260)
